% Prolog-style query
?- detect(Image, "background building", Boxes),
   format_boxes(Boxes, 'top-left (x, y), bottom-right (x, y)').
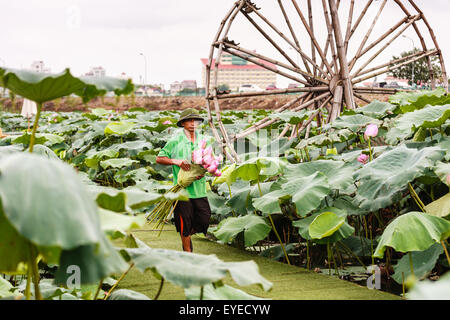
top-left (85, 66), bottom-right (106, 77)
top-left (201, 53), bottom-right (277, 91)
top-left (181, 80), bottom-right (197, 91)
top-left (30, 60), bottom-right (51, 73)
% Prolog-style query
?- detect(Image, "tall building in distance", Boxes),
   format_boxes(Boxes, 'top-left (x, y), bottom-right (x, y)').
top-left (201, 53), bottom-right (277, 91)
top-left (30, 60), bottom-right (51, 73)
top-left (85, 66), bottom-right (106, 77)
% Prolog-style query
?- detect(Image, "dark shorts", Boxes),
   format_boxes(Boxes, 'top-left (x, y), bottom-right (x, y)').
top-left (174, 197), bottom-right (212, 237)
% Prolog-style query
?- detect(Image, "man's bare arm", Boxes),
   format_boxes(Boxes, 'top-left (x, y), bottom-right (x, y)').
top-left (156, 157), bottom-right (203, 180)
top-left (156, 156), bottom-right (190, 171)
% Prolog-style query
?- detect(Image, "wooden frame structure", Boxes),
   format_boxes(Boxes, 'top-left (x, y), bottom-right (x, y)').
top-left (204, 0), bottom-right (448, 163)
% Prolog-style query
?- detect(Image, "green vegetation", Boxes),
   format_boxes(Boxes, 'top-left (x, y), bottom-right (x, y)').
top-left (0, 68), bottom-right (448, 300)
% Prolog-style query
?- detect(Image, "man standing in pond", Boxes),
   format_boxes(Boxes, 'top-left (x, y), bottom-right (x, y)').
top-left (156, 108), bottom-right (213, 252)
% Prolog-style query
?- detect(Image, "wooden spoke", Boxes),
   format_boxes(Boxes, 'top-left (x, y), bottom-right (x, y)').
top-left (291, 0), bottom-right (334, 76)
top-left (277, 0), bottom-right (313, 75)
top-left (243, 2), bottom-right (330, 80)
top-left (348, 0), bottom-right (387, 72)
top-left (346, 0), bottom-right (374, 45)
top-left (344, 0), bottom-right (355, 53)
top-left (321, 0), bottom-right (339, 75)
top-left (351, 14), bottom-right (422, 79)
top-left (352, 50), bottom-right (439, 84)
top-left (220, 40), bottom-right (328, 85)
top-left (211, 86), bottom-right (329, 100)
top-left (354, 49), bottom-right (435, 79)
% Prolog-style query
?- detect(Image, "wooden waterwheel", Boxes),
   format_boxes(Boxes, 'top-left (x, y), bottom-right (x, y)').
top-left (204, 0), bottom-right (448, 162)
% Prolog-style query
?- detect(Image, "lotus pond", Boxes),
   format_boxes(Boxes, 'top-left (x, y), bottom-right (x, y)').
top-left (0, 86), bottom-right (449, 300)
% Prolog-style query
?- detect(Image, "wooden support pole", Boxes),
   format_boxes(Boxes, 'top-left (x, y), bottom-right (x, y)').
top-left (329, 85), bottom-right (343, 123)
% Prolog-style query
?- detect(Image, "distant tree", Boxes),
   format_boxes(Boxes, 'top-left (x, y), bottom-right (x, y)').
top-left (218, 84), bottom-right (230, 91)
top-left (389, 48), bottom-right (442, 85)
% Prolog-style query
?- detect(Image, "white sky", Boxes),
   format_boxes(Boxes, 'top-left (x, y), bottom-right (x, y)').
top-left (1, 0), bottom-right (449, 89)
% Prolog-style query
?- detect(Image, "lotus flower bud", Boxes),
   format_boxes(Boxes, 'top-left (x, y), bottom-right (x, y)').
top-left (202, 146), bottom-right (212, 157)
top-left (192, 149), bottom-right (203, 165)
top-left (364, 124), bottom-right (378, 138)
top-left (163, 120), bottom-right (172, 125)
top-left (446, 174), bottom-right (450, 186)
top-left (207, 162), bottom-right (218, 174)
top-left (202, 154), bottom-right (213, 167)
top-left (213, 169), bottom-right (222, 177)
top-left (357, 154), bottom-right (369, 164)
top-left (199, 139), bottom-right (207, 149)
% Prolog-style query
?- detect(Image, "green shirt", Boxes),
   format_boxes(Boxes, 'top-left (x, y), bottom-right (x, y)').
top-left (157, 129), bottom-right (212, 199)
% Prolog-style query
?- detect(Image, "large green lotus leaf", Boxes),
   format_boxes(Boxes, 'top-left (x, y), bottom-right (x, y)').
top-left (285, 160), bottom-right (354, 191)
top-left (435, 137), bottom-right (450, 161)
top-left (252, 189), bottom-right (289, 215)
top-left (0, 68), bottom-right (133, 103)
top-left (226, 181), bottom-right (274, 215)
top-left (284, 172), bottom-right (331, 217)
top-left (212, 214), bottom-right (271, 247)
top-left (389, 88), bottom-right (448, 112)
top-left (269, 110), bottom-right (311, 124)
top-left (106, 140), bottom-right (153, 157)
top-left (308, 212), bottom-right (345, 240)
top-left (353, 145), bottom-right (445, 212)
top-left (434, 161), bottom-right (450, 185)
top-left (78, 75), bottom-right (134, 98)
top-left (331, 114), bottom-right (381, 132)
top-left (407, 271), bottom-right (450, 300)
top-left (0, 153), bottom-right (102, 249)
top-left (386, 105), bottom-right (450, 144)
top-left (121, 247), bottom-right (272, 291)
top-left (54, 233), bottom-right (128, 285)
top-left (354, 100), bottom-right (397, 119)
top-left (99, 158), bottom-right (138, 170)
top-left (104, 121), bottom-right (136, 136)
top-left (212, 163), bottom-right (236, 186)
top-left (425, 193), bottom-right (450, 218)
top-left (392, 243), bottom-right (444, 285)
top-left (231, 157), bottom-right (286, 182)
top-left (85, 149), bottom-right (119, 169)
top-left (373, 212), bottom-right (450, 258)
top-left (108, 289), bottom-right (151, 300)
top-left (207, 191), bottom-right (231, 216)
top-left (0, 68), bottom-right (86, 103)
top-left (185, 283), bottom-right (269, 300)
top-left (0, 207), bottom-right (29, 272)
top-left (293, 207), bottom-right (354, 243)
top-left (98, 208), bottom-right (145, 234)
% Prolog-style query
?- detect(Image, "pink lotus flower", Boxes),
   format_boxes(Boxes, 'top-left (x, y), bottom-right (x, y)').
top-left (213, 169), bottom-right (222, 177)
top-left (202, 153), bottom-right (214, 167)
top-left (446, 174), bottom-right (450, 186)
top-left (163, 120), bottom-right (172, 125)
top-left (202, 146), bottom-right (212, 157)
top-left (206, 161), bottom-right (219, 174)
top-left (199, 139), bottom-right (207, 149)
top-left (192, 149), bottom-right (203, 165)
top-left (357, 154), bottom-right (369, 164)
top-left (364, 124), bottom-right (378, 138)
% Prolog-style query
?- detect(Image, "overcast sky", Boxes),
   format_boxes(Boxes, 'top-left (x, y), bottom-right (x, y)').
top-left (1, 0), bottom-right (449, 89)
